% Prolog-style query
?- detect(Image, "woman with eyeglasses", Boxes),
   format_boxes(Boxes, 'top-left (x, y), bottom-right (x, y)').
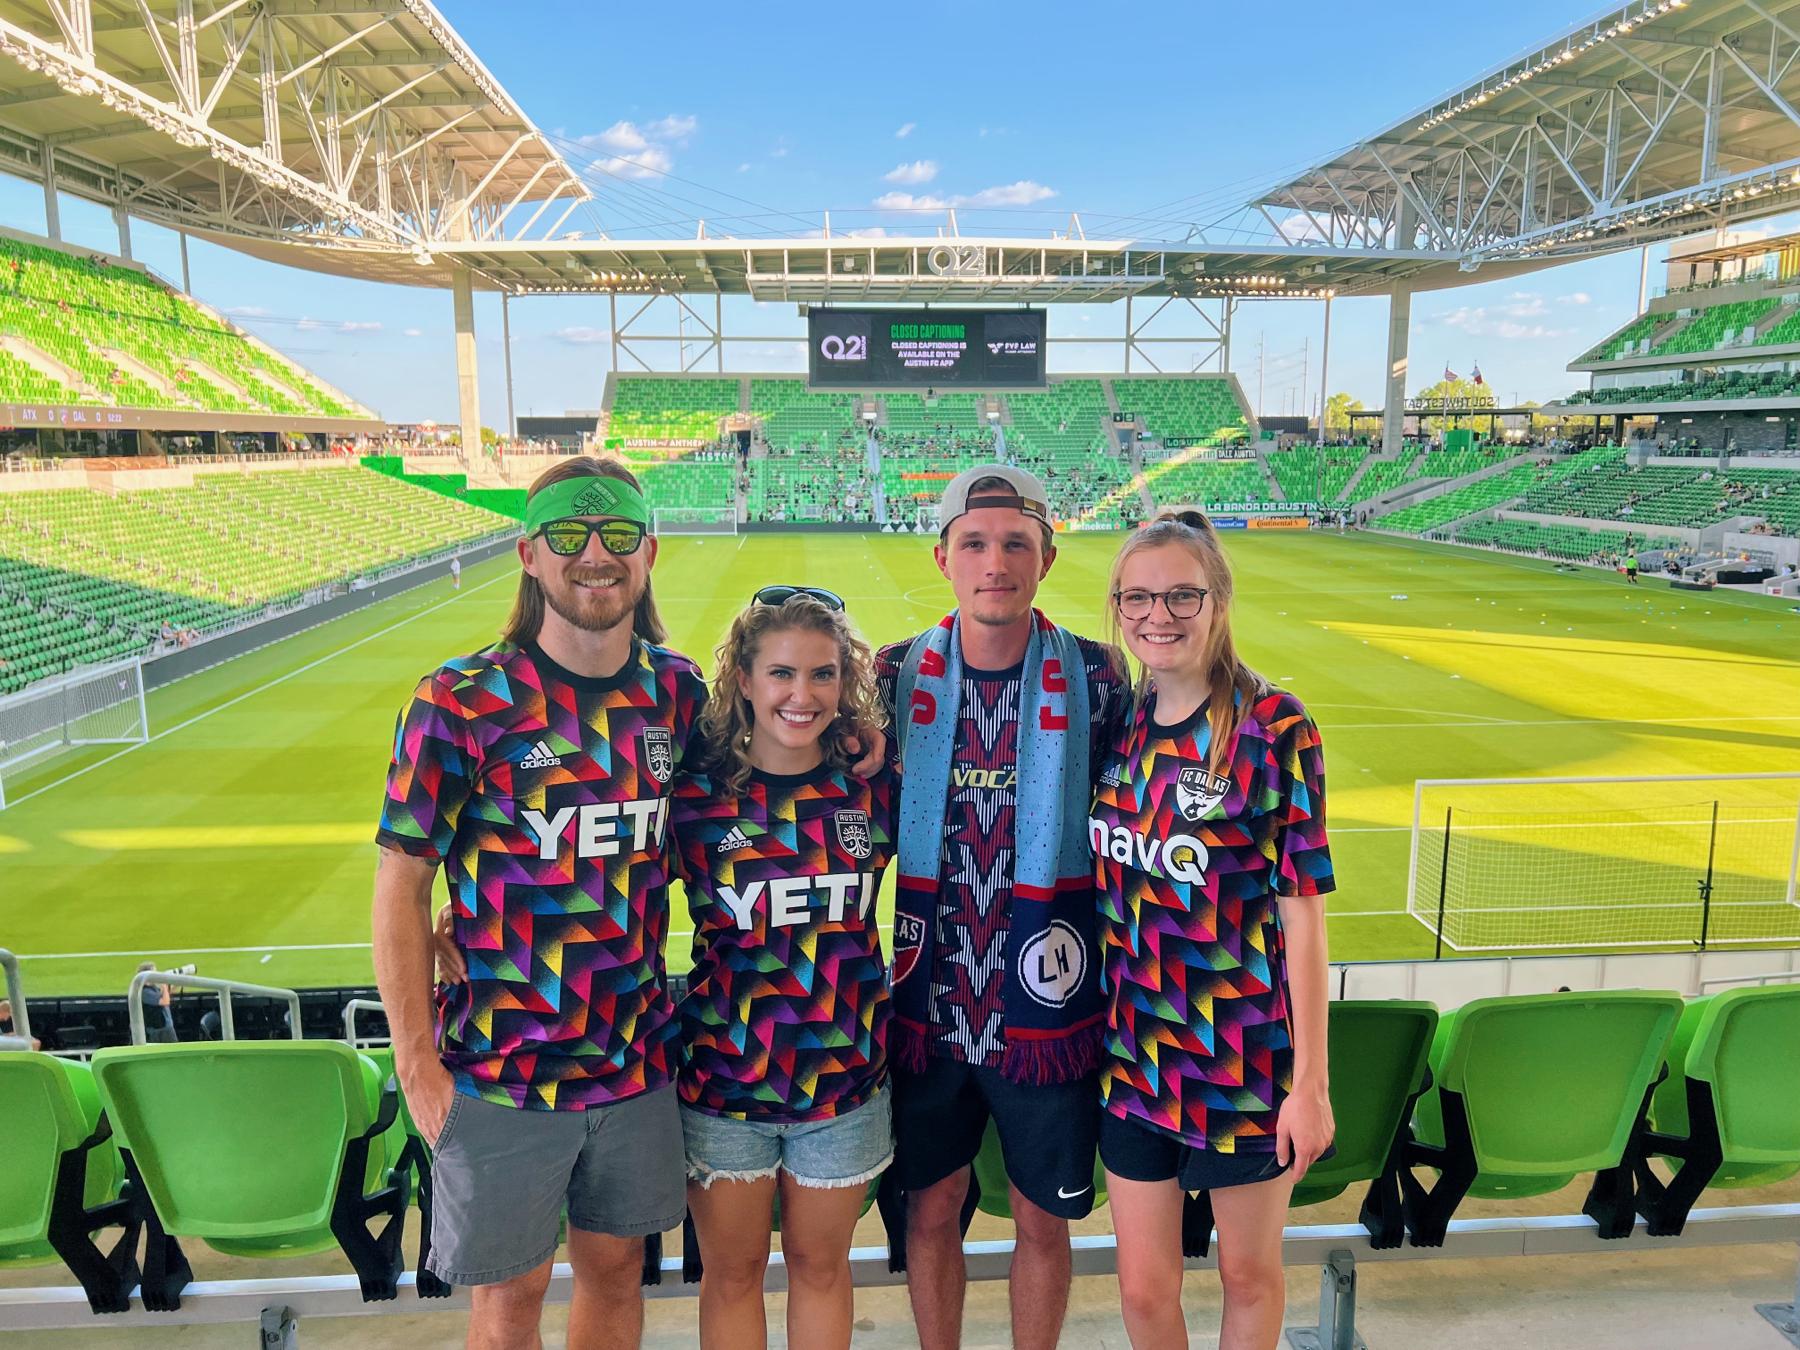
top-left (670, 584), bottom-right (896, 1350)
top-left (1088, 510), bottom-right (1335, 1350)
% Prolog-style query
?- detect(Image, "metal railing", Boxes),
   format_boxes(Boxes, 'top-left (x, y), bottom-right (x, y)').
top-left (0, 947), bottom-right (28, 1046)
top-left (126, 969), bottom-right (301, 1045)
top-left (342, 998), bottom-right (389, 1048)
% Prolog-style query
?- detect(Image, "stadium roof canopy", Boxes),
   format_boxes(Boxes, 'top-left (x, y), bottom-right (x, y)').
top-left (0, 0), bottom-right (584, 253)
top-left (0, 0), bottom-right (1797, 303)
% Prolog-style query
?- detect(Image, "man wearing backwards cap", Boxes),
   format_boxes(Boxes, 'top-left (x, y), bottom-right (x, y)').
top-left (877, 464), bottom-right (1126, 1350)
top-left (373, 456), bottom-right (703, 1346)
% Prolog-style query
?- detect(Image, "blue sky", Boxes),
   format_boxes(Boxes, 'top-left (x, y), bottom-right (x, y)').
top-left (2, 0), bottom-right (1793, 424)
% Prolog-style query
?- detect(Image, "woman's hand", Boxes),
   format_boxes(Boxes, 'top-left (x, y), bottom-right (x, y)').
top-left (433, 906), bottom-right (468, 985)
top-left (1275, 1081), bottom-right (1335, 1184)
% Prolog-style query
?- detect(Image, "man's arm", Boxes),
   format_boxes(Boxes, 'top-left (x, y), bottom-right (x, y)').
top-left (372, 846), bottom-right (456, 1144)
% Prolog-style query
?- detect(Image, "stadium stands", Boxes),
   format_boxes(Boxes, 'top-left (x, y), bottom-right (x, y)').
top-left (1004, 381), bottom-right (1135, 526)
top-left (0, 234), bottom-right (362, 418)
top-left (751, 380), bottom-right (863, 453)
top-left (1512, 453), bottom-right (1800, 531)
top-left (1373, 448), bottom-right (1617, 535)
top-left (1651, 298), bottom-right (1779, 356)
top-left (1563, 370), bottom-right (1800, 406)
top-left (1453, 518), bottom-right (1680, 563)
top-left (606, 377), bottom-right (738, 442)
top-left (1265, 444), bottom-right (1370, 504)
top-left (0, 467), bottom-right (511, 693)
top-left (1140, 452), bottom-right (1266, 509)
top-left (1112, 376), bottom-right (1251, 447)
top-left (614, 450), bottom-right (737, 519)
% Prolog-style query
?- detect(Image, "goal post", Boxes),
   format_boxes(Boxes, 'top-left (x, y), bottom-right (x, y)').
top-left (0, 658), bottom-right (149, 809)
top-left (652, 507), bottom-right (738, 536)
top-left (1407, 772), bottom-right (1800, 954)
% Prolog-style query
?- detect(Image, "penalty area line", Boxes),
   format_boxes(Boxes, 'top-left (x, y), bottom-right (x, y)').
top-left (6, 572), bottom-right (512, 811)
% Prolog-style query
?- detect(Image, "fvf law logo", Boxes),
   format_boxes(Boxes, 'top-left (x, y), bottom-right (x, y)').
top-left (1020, 921), bottom-right (1087, 1008)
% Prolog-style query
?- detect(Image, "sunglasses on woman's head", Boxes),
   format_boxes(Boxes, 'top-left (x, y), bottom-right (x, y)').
top-left (751, 585), bottom-right (845, 612)
top-left (537, 518), bottom-right (647, 557)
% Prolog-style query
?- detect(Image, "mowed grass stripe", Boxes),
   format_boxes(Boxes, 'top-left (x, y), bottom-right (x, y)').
top-left (4, 532), bottom-right (1798, 995)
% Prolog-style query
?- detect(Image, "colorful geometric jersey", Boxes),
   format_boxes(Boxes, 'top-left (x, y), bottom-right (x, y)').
top-left (377, 639), bottom-right (706, 1112)
top-left (671, 763), bottom-right (896, 1121)
top-left (876, 635), bottom-right (1124, 1067)
top-left (1088, 688), bottom-right (1333, 1152)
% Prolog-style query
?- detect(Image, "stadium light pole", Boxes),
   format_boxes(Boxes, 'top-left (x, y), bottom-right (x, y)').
top-left (1317, 293), bottom-right (1332, 450)
top-left (502, 293), bottom-right (516, 440)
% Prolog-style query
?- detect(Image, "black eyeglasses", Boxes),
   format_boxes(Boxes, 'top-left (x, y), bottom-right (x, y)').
top-left (1113, 586), bottom-right (1209, 620)
top-left (752, 585), bottom-right (845, 612)
top-left (537, 518), bottom-right (647, 557)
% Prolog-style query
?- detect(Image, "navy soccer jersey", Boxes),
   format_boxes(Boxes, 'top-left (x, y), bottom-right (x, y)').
top-left (671, 763), bottom-right (897, 1121)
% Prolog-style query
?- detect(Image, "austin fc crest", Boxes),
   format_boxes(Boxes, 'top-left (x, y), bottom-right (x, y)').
top-left (641, 727), bottom-right (675, 784)
top-left (1174, 766), bottom-right (1230, 821)
top-left (834, 809), bottom-right (872, 860)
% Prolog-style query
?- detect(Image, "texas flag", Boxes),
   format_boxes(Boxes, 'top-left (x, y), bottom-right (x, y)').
top-left (1472, 362), bottom-right (1485, 386)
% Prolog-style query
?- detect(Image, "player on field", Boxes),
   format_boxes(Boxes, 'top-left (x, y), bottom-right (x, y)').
top-left (373, 457), bottom-right (703, 1348)
top-left (875, 465), bottom-right (1125, 1350)
top-left (671, 586), bottom-right (895, 1350)
top-left (1089, 509), bottom-right (1335, 1350)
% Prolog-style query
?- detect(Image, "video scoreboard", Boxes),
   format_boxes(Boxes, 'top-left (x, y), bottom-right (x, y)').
top-left (807, 308), bottom-right (1046, 389)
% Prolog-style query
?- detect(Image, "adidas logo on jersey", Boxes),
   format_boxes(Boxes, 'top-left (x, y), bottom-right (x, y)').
top-left (1098, 761), bottom-right (1123, 788)
top-left (717, 826), bottom-right (755, 854)
top-left (519, 739), bottom-right (562, 769)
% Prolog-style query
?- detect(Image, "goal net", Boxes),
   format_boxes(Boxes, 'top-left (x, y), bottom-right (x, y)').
top-left (1408, 773), bottom-right (1800, 953)
top-left (653, 507), bottom-right (738, 536)
top-left (0, 658), bottom-right (148, 809)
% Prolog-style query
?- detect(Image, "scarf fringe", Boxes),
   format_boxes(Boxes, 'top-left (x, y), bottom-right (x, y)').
top-left (891, 1018), bottom-right (930, 1074)
top-left (999, 1023), bottom-right (1102, 1086)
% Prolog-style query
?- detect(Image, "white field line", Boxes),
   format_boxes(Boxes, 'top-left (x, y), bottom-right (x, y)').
top-left (6, 572), bottom-right (512, 809)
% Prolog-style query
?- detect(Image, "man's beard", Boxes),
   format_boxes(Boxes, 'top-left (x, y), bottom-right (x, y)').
top-left (540, 567), bottom-right (642, 634)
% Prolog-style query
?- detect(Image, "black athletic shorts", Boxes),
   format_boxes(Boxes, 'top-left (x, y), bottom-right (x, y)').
top-left (891, 1056), bottom-right (1099, 1219)
top-left (1099, 1108), bottom-right (1333, 1192)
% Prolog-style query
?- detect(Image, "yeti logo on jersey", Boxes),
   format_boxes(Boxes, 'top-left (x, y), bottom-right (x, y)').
top-left (834, 809), bottom-right (872, 860)
top-left (641, 727), bottom-right (675, 784)
top-left (1020, 921), bottom-right (1087, 1008)
top-left (891, 913), bottom-right (926, 985)
top-left (1174, 767), bottom-right (1230, 821)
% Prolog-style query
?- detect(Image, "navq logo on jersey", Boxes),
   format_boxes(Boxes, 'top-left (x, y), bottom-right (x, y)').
top-left (717, 872), bottom-right (878, 930)
top-left (1020, 921), bottom-right (1087, 1008)
top-left (641, 728), bottom-right (675, 785)
top-left (834, 809), bottom-right (873, 860)
top-left (522, 798), bottom-right (670, 861)
top-left (1088, 817), bottom-right (1211, 885)
top-left (1174, 767), bottom-right (1230, 821)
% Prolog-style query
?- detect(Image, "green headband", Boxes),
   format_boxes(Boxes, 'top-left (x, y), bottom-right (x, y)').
top-left (523, 475), bottom-right (651, 534)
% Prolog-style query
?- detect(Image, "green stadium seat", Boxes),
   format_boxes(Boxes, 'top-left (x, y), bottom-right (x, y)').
top-left (1398, 990), bottom-right (1682, 1247)
top-left (90, 1040), bottom-right (412, 1308)
top-left (1594, 985), bottom-right (1800, 1237)
top-left (361, 1046), bottom-right (453, 1298)
top-left (0, 1052), bottom-right (139, 1312)
top-left (1177, 999), bottom-right (1439, 1256)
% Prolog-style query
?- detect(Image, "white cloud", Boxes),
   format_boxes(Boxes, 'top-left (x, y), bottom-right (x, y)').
top-left (645, 114), bottom-right (696, 142)
top-left (1436, 302), bottom-right (1573, 342)
top-left (224, 304), bottom-right (271, 318)
top-left (737, 162), bottom-right (751, 173)
top-left (874, 191), bottom-right (950, 211)
top-left (1556, 291), bottom-right (1592, 306)
top-left (958, 180), bottom-right (1055, 207)
top-left (573, 116), bottom-right (695, 180)
top-left (339, 320), bottom-right (382, 333)
top-left (873, 180), bottom-right (1056, 212)
top-left (403, 327), bottom-right (423, 338)
top-left (884, 159), bottom-right (939, 186)
top-left (553, 326), bottom-right (611, 346)
top-left (895, 122), bottom-right (916, 139)
top-left (842, 226), bottom-right (889, 239)
top-left (296, 317), bottom-right (324, 332)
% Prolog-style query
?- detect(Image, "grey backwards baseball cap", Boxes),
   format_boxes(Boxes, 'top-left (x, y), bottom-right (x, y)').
top-left (937, 464), bottom-right (1054, 536)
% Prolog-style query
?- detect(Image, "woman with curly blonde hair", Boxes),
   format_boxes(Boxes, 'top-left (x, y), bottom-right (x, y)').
top-left (672, 585), bottom-right (896, 1350)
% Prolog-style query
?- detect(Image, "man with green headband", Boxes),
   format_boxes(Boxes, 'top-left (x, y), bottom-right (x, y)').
top-left (373, 456), bottom-right (699, 1347)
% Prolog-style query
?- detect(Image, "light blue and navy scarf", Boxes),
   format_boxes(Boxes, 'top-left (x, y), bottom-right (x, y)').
top-left (890, 609), bottom-right (1102, 1084)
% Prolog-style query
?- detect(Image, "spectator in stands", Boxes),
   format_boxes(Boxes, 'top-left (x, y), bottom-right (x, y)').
top-left (375, 454), bottom-right (880, 1345)
top-left (874, 466), bottom-right (1126, 1350)
top-left (1092, 510), bottom-right (1334, 1350)
top-left (136, 962), bottom-right (178, 1044)
top-left (0, 998), bottom-right (41, 1051)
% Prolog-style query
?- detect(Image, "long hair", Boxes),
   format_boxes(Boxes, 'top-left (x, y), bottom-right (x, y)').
top-left (696, 595), bottom-right (885, 794)
top-left (501, 455), bottom-right (666, 647)
top-left (1105, 509), bottom-right (1266, 774)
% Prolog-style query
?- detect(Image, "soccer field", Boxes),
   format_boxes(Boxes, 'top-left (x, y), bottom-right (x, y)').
top-left (4, 530), bottom-right (1798, 996)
